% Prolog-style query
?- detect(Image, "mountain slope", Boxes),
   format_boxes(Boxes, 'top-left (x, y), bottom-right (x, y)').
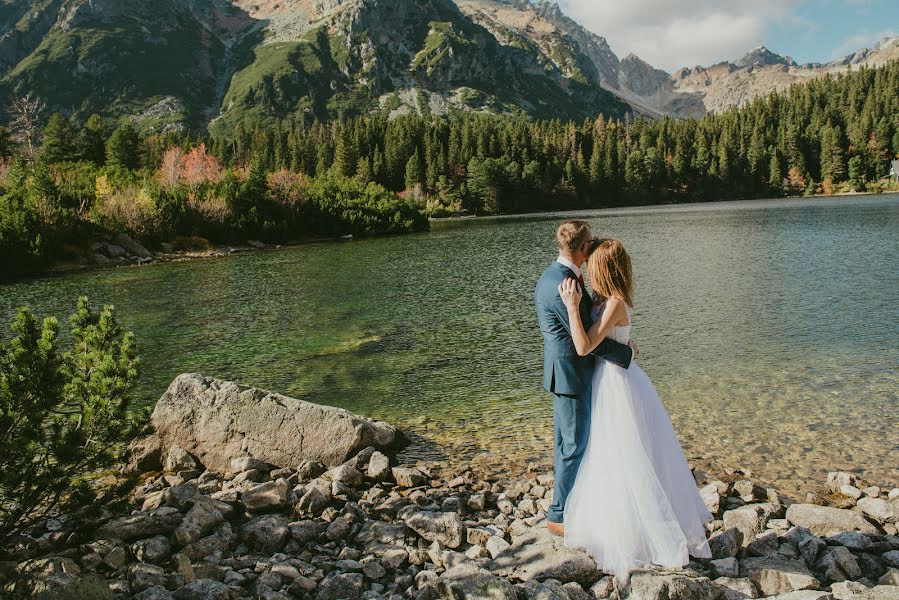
top-left (0, 0), bottom-right (629, 133)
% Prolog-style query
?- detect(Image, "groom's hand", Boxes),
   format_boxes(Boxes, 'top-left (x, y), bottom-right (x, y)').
top-left (628, 340), bottom-right (639, 359)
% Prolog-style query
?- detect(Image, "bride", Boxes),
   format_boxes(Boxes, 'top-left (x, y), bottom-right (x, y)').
top-left (557, 238), bottom-right (712, 580)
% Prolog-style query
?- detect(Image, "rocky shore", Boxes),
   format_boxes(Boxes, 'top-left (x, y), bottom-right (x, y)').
top-left (2, 375), bottom-right (897, 600)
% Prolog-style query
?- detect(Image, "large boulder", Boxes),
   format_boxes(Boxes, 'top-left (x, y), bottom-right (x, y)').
top-left (125, 374), bottom-right (403, 473)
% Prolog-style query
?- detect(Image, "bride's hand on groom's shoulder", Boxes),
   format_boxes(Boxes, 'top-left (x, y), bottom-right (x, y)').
top-left (558, 278), bottom-right (582, 308)
top-left (628, 340), bottom-right (639, 358)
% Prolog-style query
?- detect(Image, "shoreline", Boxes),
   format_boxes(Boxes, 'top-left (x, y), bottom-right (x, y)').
top-left (6, 190), bottom-right (897, 285)
top-left (3, 374), bottom-right (897, 599)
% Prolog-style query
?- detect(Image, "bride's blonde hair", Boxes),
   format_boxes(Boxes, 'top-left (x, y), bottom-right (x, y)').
top-left (586, 238), bottom-right (634, 307)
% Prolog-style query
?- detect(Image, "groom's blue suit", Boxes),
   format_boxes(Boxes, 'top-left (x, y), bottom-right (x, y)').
top-left (535, 260), bottom-right (633, 524)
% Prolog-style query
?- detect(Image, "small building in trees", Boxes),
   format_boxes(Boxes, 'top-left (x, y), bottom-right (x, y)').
top-left (891, 160), bottom-right (899, 180)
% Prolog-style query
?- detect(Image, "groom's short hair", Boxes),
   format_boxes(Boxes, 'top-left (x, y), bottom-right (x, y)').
top-left (556, 220), bottom-right (592, 253)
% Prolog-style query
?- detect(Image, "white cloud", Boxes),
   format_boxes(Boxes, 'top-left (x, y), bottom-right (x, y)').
top-left (831, 29), bottom-right (896, 57)
top-left (557, 0), bottom-right (803, 71)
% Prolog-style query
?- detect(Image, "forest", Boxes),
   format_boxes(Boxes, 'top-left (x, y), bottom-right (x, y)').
top-left (1, 60), bottom-right (897, 278)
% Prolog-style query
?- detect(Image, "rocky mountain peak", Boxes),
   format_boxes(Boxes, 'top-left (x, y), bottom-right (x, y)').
top-left (736, 45), bottom-right (794, 68)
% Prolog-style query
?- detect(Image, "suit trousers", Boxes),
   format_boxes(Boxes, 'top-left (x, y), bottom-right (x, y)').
top-left (546, 387), bottom-right (592, 523)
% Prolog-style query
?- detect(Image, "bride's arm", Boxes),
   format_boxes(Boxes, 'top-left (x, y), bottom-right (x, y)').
top-left (558, 278), bottom-right (626, 357)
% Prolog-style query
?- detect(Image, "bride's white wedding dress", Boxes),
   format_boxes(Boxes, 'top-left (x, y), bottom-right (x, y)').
top-left (564, 302), bottom-right (712, 580)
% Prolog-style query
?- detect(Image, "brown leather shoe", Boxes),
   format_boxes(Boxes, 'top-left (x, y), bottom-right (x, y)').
top-left (547, 521), bottom-right (565, 536)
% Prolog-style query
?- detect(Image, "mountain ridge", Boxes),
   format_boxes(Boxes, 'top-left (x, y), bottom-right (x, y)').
top-left (0, 0), bottom-right (895, 131)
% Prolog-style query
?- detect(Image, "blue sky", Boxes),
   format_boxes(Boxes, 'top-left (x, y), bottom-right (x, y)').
top-left (767, 0), bottom-right (896, 64)
top-left (555, 0), bottom-right (897, 71)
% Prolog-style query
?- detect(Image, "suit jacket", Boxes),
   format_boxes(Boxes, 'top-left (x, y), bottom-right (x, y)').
top-left (534, 261), bottom-right (633, 396)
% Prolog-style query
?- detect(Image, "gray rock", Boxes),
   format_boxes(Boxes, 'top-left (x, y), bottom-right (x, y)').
top-left (817, 546), bottom-right (862, 582)
top-left (619, 569), bottom-right (721, 600)
top-left (105, 244), bottom-right (126, 258)
top-left (437, 564), bottom-right (517, 600)
top-left (589, 575), bottom-right (616, 599)
top-left (296, 486), bottom-right (331, 516)
top-left (857, 498), bottom-right (896, 524)
top-left (367, 451), bottom-right (391, 481)
top-left (172, 579), bottom-right (230, 600)
top-left (524, 579), bottom-right (569, 600)
top-left (289, 520), bottom-right (322, 545)
top-left (489, 526), bottom-right (600, 586)
top-left (128, 374), bottom-right (400, 475)
top-left (740, 556), bottom-right (821, 596)
top-left (96, 507), bottom-right (183, 541)
top-left (393, 467), bottom-right (428, 488)
top-left (884, 551), bottom-right (899, 568)
top-left (327, 464), bottom-right (365, 487)
top-left (700, 484), bottom-right (722, 515)
top-left (128, 563), bottom-right (168, 593)
top-left (242, 480), bottom-right (289, 513)
top-left (712, 557), bottom-right (740, 578)
top-left (831, 580), bottom-right (870, 599)
top-left (786, 505), bottom-right (880, 537)
top-left (230, 456), bottom-right (271, 473)
top-left (133, 585), bottom-right (173, 600)
top-left (326, 517), bottom-right (352, 542)
top-left (172, 502), bottom-right (224, 547)
top-left (114, 233), bottom-right (152, 258)
top-left (181, 523), bottom-right (234, 562)
top-left (239, 515), bottom-right (290, 553)
top-left (133, 586), bottom-right (174, 600)
top-left (131, 536), bottom-right (172, 564)
top-left (405, 511), bottom-right (465, 548)
top-left (783, 527), bottom-right (824, 561)
top-left (723, 503), bottom-right (778, 545)
top-left (165, 447), bottom-right (198, 473)
top-left (316, 572), bottom-right (364, 600)
top-left (828, 532), bottom-right (873, 550)
top-left (709, 527), bottom-right (744, 559)
top-left (486, 535), bottom-right (511, 558)
top-left (765, 592), bottom-right (834, 600)
top-left (879, 568), bottom-right (899, 586)
top-left (713, 576), bottom-right (761, 599)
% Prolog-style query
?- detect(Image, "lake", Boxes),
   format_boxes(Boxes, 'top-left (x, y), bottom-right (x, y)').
top-left (3, 194), bottom-right (897, 496)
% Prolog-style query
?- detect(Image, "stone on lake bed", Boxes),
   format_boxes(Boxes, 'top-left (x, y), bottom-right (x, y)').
top-left (124, 373), bottom-right (402, 474)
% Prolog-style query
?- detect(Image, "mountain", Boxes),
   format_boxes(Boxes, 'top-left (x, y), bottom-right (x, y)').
top-left (0, 0), bottom-right (896, 131)
top-left (0, 0), bottom-right (629, 133)
top-left (455, 0), bottom-right (899, 118)
top-left (665, 37), bottom-right (899, 115)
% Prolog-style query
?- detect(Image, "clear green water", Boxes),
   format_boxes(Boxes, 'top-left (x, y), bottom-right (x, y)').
top-left (2, 195), bottom-right (897, 494)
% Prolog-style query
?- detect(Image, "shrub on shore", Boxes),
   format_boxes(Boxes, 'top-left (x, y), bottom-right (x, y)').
top-left (0, 298), bottom-right (144, 545)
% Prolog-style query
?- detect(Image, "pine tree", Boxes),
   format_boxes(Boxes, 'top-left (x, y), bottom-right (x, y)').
top-left (39, 114), bottom-right (77, 164)
top-left (404, 149), bottom-right (424, 190)
top-left (105, 124), bottom-right (141, 170)
top-left (0, 298), bottom-right (142, 543)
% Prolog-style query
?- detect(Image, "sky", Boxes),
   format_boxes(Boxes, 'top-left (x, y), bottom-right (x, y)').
top-left (554, 0), bottom-right (897, 72)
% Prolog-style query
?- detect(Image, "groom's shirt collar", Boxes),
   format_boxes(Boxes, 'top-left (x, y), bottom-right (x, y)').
top-left (556, 255), bottom-right (581, 277)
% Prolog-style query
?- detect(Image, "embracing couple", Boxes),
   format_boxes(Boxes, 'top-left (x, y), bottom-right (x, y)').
top-left (534, 220), bottom-right (712, 581)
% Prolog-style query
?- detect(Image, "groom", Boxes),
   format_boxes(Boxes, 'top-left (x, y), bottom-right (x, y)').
top-left (534, 220), bottom-right (634, 536)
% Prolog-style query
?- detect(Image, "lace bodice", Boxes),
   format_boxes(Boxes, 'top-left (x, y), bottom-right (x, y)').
top-left (591, 297), bottom-right (632, 344)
